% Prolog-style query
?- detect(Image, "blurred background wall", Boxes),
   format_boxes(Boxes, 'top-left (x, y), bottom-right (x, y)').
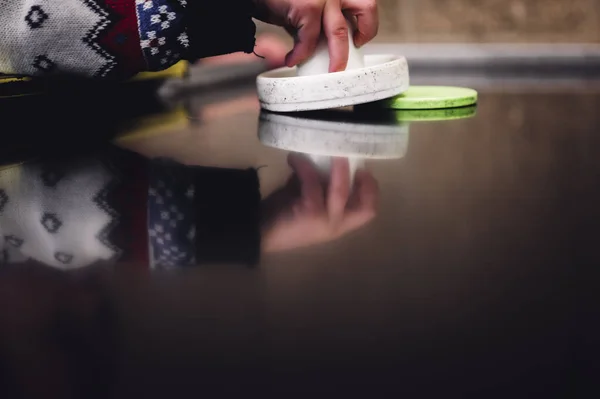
top-left (258, 0), bottom-right (600, 43)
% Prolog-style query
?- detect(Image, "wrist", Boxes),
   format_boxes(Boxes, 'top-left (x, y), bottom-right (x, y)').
top-left (184, 1), bottom-right (257, 61)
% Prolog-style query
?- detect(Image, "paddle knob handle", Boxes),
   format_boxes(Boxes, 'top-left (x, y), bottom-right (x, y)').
top-left (303, 154), bottom-right (365, 185)
top-left (296, 18), bottom-right (365, 77)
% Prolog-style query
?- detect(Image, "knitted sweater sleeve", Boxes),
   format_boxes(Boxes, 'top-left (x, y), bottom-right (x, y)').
top-left (0, 0), bottom-right (257, 79)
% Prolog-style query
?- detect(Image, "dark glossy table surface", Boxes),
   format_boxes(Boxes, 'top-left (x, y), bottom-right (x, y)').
top-left (0, 72), bottom-right (597, 397)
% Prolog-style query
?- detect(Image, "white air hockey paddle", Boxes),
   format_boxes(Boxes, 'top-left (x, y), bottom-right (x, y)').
top-left (256, 21), bottom-right (409, 112)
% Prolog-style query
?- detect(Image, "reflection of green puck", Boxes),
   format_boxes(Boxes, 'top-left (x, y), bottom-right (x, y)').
top-left (382, 86), bottom-right (478, 110)
top-left (393, 105), bottom-right (477, 122)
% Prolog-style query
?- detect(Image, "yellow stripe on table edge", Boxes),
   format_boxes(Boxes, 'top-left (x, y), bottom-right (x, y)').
top-left (0, 162), bottom-right (26, 172)
top-left (0, 106), bottom-right (187, 170)
top-left (0, 61), bottom-right (188, 97)
top-left (130, 61), bottom-right (189, 81)
top-left (1, 107), bottom-right (188, 170)
top-left (0, 76), bottom-right (32, 84)
top-left (113, 106), bottom-right (189, 144)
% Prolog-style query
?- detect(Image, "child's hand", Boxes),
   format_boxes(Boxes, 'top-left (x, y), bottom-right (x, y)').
top-left (261, 154), bottom-right (379, 253)
top-left (253, 0), bottom-right (379, 72)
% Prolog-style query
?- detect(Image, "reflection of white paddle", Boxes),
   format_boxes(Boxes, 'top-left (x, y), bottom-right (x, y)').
top-left (258, 111), bottom-right (409, 158)
top-left (258, 110), bottom-right (409, 183)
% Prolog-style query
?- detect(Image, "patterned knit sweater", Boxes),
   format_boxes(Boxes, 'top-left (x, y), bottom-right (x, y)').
top-left (0, 0), bottom-right (257, 79)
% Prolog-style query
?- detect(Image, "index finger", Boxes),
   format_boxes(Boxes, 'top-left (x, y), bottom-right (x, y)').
top-left (342, 169), bottom-right (379, 231)
top-left (288, 154), bottom-right (326, 213)
top-left (327, 157), bottom-right (351, 226)
top-left (348, 169), bottom-right (379, 212)
top-left (285, 20), bottom-right (322, 67)
top-left (323, 0), bottom-right (349, 72)
top-left (344, 0), bottom-right (379, 47)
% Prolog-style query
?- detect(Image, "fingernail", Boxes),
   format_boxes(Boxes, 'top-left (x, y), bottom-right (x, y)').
top-left (284, 53), bottom-right (294, 67)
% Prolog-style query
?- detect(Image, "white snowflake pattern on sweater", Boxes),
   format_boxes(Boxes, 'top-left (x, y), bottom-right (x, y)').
top-left (0, 0), bottom-right (115, 77)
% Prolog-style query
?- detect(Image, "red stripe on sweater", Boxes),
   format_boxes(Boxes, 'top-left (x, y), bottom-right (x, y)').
top-left (114, 153), bottom-right (150, 269)
top-left (97, 0), bottom-right (147, 78)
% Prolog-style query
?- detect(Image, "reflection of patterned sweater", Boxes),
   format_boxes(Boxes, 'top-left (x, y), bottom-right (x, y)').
top-left (0, 0), bottom-right (256, 78)
top-left (0, 150), bottom-right (261, 270)
top-left (0, 158), bottom-right (120, 268)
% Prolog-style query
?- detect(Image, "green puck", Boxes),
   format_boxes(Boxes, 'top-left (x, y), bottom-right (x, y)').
top-left (381, 86), bottom-right (478, 110)
top-left (393, 105), bottom-right (477, 122)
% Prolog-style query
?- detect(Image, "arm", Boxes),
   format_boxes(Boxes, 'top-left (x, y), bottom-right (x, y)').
top-left (0, 0), bottom-right (257, 79)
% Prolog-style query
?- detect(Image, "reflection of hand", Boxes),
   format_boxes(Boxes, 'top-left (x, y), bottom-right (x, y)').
top-left (261, 154), bottom-right (379, 253)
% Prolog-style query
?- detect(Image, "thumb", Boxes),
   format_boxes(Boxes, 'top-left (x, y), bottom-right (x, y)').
top-left (285, 20), bottom-right (322, 67)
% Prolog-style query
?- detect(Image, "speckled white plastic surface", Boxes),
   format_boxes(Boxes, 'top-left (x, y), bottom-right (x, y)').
top-left (257, 54), bottom-right (409, 112)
